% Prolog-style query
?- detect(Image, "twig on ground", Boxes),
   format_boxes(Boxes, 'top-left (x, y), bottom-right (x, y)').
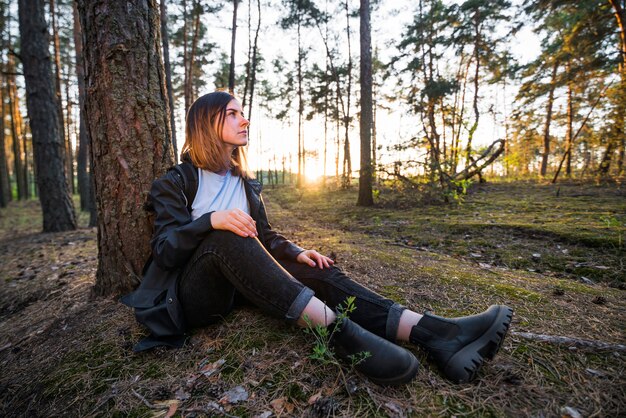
top-left (131, 389), bottom-right (158, 409)
top-left (511, 331), bottom-right (626, 351)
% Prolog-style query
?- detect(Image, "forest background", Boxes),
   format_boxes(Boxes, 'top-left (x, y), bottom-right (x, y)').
top-left (0, 0), bottom-right (625, 416)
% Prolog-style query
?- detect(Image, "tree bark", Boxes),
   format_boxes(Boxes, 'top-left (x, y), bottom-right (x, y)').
top-left (565, 73), bottom-right (573, 176)
top-left (0, 76), bottom-right (10, 206)
top-left (228, 0), bottom-right (239, 94)
top-left (296, 4), bottom-right (304, 188)
top-left (18, 0), bottom-right (76, 231)
top-left (78, 0), bottom-right (174, 296)
top-left (6, 56), bottom-right (26, 199)
top-left (160, 0), bottom-right (177, 158)
top-left (342, 0), bottom-right (352, 187)
top-left (357, 0), bottom-right (373, 206)
top-left (540, 61), bottom-right (558, 177)
top-left (73, 2), bottom-right (88, 211)
top-left (49, 0), bottom-right (70, 193)
top-left (609, 0), bottom-right (625, 176)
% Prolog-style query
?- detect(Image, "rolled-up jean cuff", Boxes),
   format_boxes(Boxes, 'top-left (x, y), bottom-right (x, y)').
top-left (385, 302), bottom-right (406, 342)
top-left (285, 287), bottom-right (315, 322)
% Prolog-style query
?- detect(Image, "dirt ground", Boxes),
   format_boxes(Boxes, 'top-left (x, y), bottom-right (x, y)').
top-left (0, 182), bottom-right (624, 417)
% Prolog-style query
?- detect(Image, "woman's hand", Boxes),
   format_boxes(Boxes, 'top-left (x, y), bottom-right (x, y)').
top-left (296, 250), bottom-right (335, 269)
top-left (210, 209), bottom-right (258, 238)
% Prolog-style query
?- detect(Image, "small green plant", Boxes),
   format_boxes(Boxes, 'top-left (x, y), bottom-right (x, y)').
top-left (443, 178), bottom-right (473, 204)
top-left (302, 296), bottom-right (370, 370)
top-left (600, 214), bottom-right (624, 249)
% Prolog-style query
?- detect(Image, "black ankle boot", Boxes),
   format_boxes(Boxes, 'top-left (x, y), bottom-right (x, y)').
top-left (409, 305), bottom-right (513, 383)
top-left (330, 318), bottom-right (419, 386)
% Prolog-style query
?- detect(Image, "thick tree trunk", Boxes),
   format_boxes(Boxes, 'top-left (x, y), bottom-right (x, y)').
top-left (18, 0), bottom-right (76, 231)
top-left (228, 0), bottom-right (238, 94)
top-left (78, 0), bottom-right (174, 296)
top-left (160, 0), bottom-right (177, 157)
top-left (541, 61), bottom-right (558, 177)
top-left (357, 0), bottom-right (373, 206)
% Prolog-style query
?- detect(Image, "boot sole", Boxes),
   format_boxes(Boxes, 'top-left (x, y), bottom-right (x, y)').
top-left (368, 351), bottom-right (420, 386)
top-left (443, 305), bottom-right (513, 383)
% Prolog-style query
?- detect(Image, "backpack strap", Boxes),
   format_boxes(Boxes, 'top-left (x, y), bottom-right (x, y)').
top-left (171, 161), bottom-right (198, 213)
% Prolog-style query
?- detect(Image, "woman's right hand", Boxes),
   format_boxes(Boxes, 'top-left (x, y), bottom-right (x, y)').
top-left (210, 209), bottom-right (258, 238)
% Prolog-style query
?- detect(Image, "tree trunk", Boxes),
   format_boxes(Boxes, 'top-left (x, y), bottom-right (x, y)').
top-left (342, 0), bottom-right (352, 187)
top-left (78, 0), bottom-right (174, 296)
top-left (357, 0), bottom-right (373, 206)
top-left (18, 0), bottom-right (76, 231)
top-left (465, 13), bottom-right (481, 177)
top-left (6, 57), bottom-right (26, 200)
top-left (565, 75), bottom-right (573, 176)
top-left (540, 61), bottom-right (558, 177)
top-left (161, 0), bottom-right (177, 158)
top-left (64, 58), bottom-right (75, 194)
top-left (296, 5), bottom-right (304, 188)
top-left (228, 0), bottom-right (239, 94)
top-left (0, 77), bottom-right (10, 207)
top-left (22, 124), bottom-right (30, 199)
top-left (49, 0), bottom-right (70, 193)
top-left (183, 0), bottom-right (190, 113)
top-left (246, 0), bottom-right (261, 123)
top-left (73, 2), bottom-right (88, 211)
top-left (609, 0), bottom-right (625, 176)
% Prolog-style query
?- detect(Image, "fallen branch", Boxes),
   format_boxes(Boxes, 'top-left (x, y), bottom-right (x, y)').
top-left (511, 331), bottom-right (626, 351)
top-left (377, 167), bottom-right (420, 187)
top-left (452, 139), bottom-right (505, 181)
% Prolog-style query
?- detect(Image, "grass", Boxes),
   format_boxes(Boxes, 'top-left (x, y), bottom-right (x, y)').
top-left (270, 180), bottom-right (625, 286)
top-left (0, 181), bottom-right (624, 417)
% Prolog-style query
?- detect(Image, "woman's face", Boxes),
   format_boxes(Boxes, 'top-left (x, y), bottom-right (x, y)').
top-left (218, 99), bottom-right (249, 152)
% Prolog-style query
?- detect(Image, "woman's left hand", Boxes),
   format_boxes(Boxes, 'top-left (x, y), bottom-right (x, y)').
top-left (296, 250), bottom-right (335, 269)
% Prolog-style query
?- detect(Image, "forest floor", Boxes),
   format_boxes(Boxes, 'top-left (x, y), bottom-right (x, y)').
top-left (0, 180), bottom-right (624, 417)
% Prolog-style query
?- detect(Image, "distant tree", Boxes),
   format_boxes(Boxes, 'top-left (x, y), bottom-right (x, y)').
top-left (73, 1), bottom-right (96, 225)
top-left (242, 0), bottom-right (261, 122)
top-left (49, 0), bottom-right (71, 193)
top-left (281, 0), bottom-right (310, 188)
top-left (357, 0), bottom-right (373, 206)
top-left (228, 0), bottom-right (239, 93)
top-left (604, 0), bottom-right (625, 176)
top-left (520, 0), bottom-right (615, 179)
top-left (161, 0), bottom-right (177, 156)
top-left (170, 0), bottom-right (220, 114)
top-left (77, 0), bottom-right (174, 296)
top-left (0, 3), bottom-right (10, 206)
top-left (5, 48), bottom-right (28, 200)
top-left (18, 0), bottom-right (76, 231)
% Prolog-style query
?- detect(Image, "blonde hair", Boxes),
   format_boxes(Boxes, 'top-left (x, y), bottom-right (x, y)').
top-left (181, 91), bottom-right (253, 178)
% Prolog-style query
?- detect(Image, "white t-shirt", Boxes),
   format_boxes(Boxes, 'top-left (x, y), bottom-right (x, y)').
top-left (191, 169), bottom-right (250, 220)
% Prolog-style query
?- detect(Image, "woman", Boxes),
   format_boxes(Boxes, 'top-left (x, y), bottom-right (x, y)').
top-left (123, 91), bottom-right (513, 386)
